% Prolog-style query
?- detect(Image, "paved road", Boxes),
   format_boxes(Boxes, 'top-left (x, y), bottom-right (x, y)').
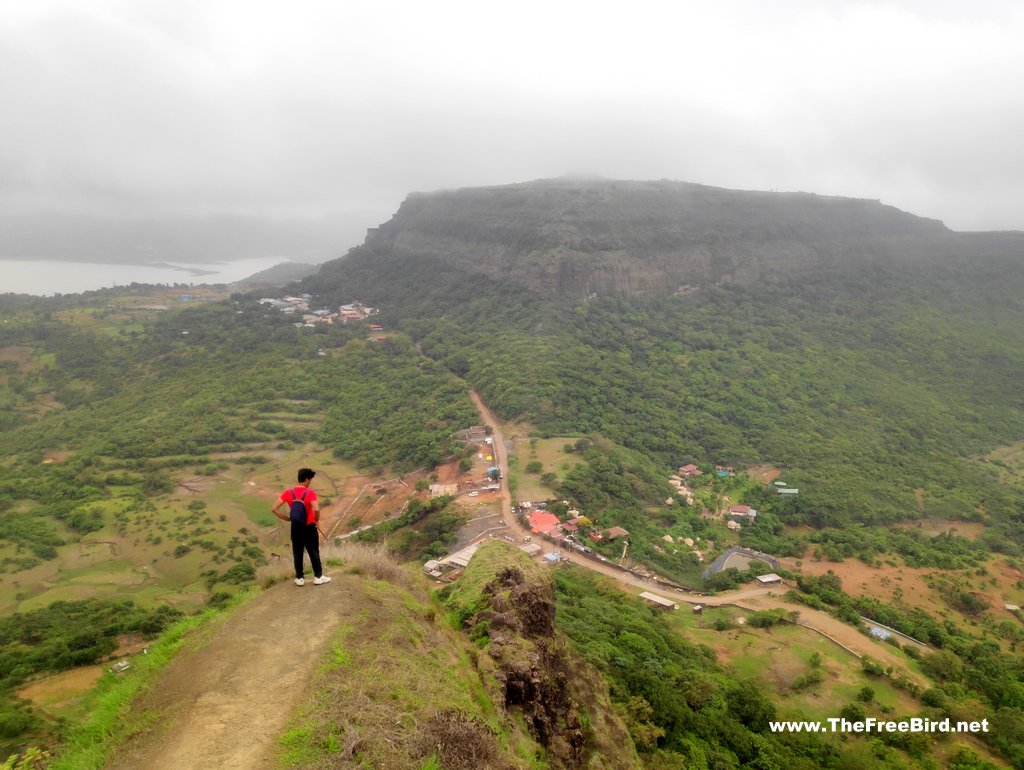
top-left (466, 389), bottom-right (926, 683)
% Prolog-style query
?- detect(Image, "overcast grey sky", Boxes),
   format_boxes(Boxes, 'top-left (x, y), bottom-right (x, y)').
top-left (2, 0), bottom-right (1023, 231)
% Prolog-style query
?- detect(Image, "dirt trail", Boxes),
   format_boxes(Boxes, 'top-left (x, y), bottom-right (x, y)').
top-left (106, 579), bottom-right (357, 770)
top-left (469, 390), bottom-right (513, 521)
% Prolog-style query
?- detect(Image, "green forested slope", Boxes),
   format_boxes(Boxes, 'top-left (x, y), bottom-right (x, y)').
top-left (311, 251), bottom-right (1024, 550)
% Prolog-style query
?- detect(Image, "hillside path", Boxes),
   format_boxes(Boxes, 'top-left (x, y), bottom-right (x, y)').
top-left (105, 579), bottom-right (355, 770)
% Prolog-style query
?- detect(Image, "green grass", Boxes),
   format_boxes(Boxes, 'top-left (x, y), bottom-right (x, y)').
top-left (510, 436), bottom-right (583, 502)
top-left (666, 607), bottom-right (924, 723)
top-left (278, 725), bottom-right (319, 766)
top-left (418, 754), bottom-right (442, 770)
top-left (276, 566), bottom-right (536, 769)
top-left (46, 590), bottom-right (256, 770)
top-left (1, 444), bottom-right (377, 615)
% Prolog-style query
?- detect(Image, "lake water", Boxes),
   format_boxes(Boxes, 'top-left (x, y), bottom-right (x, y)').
top-left (0, 256), bottom-right (294, 296)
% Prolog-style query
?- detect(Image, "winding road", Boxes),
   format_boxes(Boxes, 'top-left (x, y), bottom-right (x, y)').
top-left (467, 390), bottom-right (925, 683)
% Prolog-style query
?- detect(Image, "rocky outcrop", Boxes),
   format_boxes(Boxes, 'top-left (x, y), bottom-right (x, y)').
top-left (476, 566), bottom-right (585, 766)
top-left (353, 178), bottom-right (973, 298)
top-left (446, 542), bottom-right (641, 770)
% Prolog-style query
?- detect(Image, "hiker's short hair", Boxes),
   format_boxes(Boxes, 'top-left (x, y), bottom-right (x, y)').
top-left (297, 468), bottom-right (316, 483)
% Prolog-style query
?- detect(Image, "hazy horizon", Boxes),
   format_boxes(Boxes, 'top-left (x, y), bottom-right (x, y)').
top-left (3, 0), bottom-right (1024, 236)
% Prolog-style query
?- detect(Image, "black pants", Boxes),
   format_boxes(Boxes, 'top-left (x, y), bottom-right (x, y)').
top-left (290, 522), bottom-right (322, 579)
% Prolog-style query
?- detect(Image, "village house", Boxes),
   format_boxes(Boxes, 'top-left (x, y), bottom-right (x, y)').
top-left (604, 526), bottom-right (630, 540)
top-left (639, 592), bottom-right (678, 610)
top-left (454, 426), bottom-right (488, 444)
top-left (678, 464), bottom-right (702, 478)
top-left (728, 504), bottom-right (757, 521)
top-left (259, 298), bottom-right (290, 309)
top-left (527, 510), bottom-right (561, 535)
top-left (441, 543), bottom-right (481, 570)
top-left (338, 301), bottom-right (379, 322)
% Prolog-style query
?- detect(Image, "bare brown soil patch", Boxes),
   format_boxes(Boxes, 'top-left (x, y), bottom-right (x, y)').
top-left (435, 457), bottom-right (461, 483)
top-left (747, 465), bottom-right (782, 484)
top-left (0, 345), bottom-right (34, 373)
top-left (323, 471), bottom-right (425, 538)
top-left (781, 556), bottom-right (949, 616)
top-left (706, 633), bottom-right (744, 665)
top-left (17, 666), bottom-right (104, 712)
top-left (175, 477), bottom-right (215, 496)
top-left (895, 518), bottom-right (987, 540)
top-left (111, 633), bottom-right (149, 658)
top-left (41, 451), bottom-right (75, 464)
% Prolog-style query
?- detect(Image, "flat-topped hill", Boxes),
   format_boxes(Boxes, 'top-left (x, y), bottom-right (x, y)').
top-left (336, 177), bottom-right (1003, 298)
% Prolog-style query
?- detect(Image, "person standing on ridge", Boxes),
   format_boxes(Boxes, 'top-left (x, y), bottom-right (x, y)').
top-left (272, 468), bottom-right (331, 586)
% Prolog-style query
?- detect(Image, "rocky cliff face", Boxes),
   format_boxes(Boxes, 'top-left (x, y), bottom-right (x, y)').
top-left (352, 178), bottom-right (964, 298)
top-left (445, 541), bottom-right (642, 770)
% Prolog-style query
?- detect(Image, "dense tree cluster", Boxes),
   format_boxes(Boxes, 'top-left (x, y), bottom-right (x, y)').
top-left (0, 599), bottom-right (180, 756)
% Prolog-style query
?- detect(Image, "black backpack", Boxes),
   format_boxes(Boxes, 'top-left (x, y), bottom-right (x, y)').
top-left (289, 489), bottom-right (309, 524)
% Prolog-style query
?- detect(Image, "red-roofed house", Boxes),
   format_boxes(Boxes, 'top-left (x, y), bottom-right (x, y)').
top-left (728, 504), bottom-right (757, 519)
top-left (679, 464), bottom-right (702, 478)
top-left (561, 517), bottom-right (582, 533)
top-left (527, 510), bottom-right (561, 534)
top-left (605, 527), bottom-right (630, 540)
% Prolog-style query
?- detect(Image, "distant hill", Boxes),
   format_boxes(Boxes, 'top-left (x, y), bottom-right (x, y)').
top-left (325, 178), bottom-right (1024, 299)
top-left (233, 260), bottom-right (319, 288)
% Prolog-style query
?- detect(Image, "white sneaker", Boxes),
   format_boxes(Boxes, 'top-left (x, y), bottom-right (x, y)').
top-left (295, 577), bottom-right (305, 586)
top-left (313, 575), bottom-right (331, 585)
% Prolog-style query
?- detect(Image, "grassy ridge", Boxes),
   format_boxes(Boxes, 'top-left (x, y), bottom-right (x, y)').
top-left (14, 592), bottom-right (254, 770)
top-left (0, 290), bottom-right (480, 758)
